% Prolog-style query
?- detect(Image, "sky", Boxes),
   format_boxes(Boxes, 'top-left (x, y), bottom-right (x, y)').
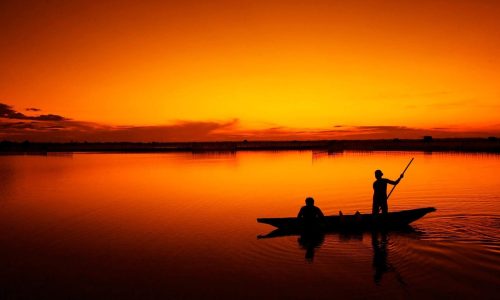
top-left (1, 0), bottom-right (499, 142)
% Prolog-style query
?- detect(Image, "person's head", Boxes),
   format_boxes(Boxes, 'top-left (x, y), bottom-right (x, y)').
top-left (375, 169), bottom-right (383, 179)
top-left (305, 197), bottom-right (314, 206)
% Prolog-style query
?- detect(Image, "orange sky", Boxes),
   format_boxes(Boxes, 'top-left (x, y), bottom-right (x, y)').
top-left (1, 0), bottom-right (499, 141)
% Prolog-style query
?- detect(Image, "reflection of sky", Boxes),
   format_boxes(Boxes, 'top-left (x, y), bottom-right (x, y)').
top-left (0, 157), bottom-right (16, 200)
top-left (0, 151), bottom-right (499, 298)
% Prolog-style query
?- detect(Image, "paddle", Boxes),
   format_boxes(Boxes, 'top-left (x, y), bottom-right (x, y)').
top-left (386, 157), bottom-right (414, 202)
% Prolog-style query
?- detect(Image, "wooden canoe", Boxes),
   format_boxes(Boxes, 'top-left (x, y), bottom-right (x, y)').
top-left (257, 207), bottom-right (436, 232)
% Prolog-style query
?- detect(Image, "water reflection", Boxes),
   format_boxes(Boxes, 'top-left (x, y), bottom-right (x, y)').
top-left (372, 231), bottom-right (409, 288)
top-left (297, 231), bottom-right (325, 262)
top-left (1, 151), bottom-right (499, 298)
top-left (371, 231), bottom-right (389, 284)
top-left (258, 228), bottom-right (419, 286)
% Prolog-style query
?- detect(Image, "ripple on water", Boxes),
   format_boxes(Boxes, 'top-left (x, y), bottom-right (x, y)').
top-left (418, 214), bottom-right (500, 249)
top-left (398, 238), bottom-right (500, 298)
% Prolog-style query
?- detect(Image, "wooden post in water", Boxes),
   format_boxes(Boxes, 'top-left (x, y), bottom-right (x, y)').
top-left (387, 157), bottom-right (414, 201)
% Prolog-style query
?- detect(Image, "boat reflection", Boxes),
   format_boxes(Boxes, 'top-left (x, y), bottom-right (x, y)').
top-left (258, 227), bottom-right (419, 285)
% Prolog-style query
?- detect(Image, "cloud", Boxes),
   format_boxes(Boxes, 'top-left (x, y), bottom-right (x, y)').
top-left (26, 107), bottom-right (41, 112)
top-left (1, 102), bottom-right (499, 142)
top-left (0, 103), bottom-right (68, 121)
top-left (76, 119), bottom-right (239, 142)
top-left (223, 125), bottom-right (500, 141)
top-left (0, 103), bottom-right (240, 142)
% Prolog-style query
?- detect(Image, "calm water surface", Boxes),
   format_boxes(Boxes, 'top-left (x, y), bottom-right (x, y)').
top-left (0, 151), bottom-right (499, 299)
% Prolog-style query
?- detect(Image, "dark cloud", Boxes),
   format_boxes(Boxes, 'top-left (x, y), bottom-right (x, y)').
top-left (1, 118), bottom-right (499, 142)
top-left (1, 102), bottom-right (499, 142)
top-left (34, 114), bottom-right (68, 121)
top-left (315, 125), bottom-right (500, 140)
top-left (0, 116), bottom-right (239, 142)
top-left (0, 121), bottom-right (37, 130)
top-left (0, 103), bottom-right (25, 119)
top-left (0, 103), bottom-right (68, 121)
top-left (227, 125), bottom-right (500, 141)
top-left (26, 107), bottom-right (41, 112)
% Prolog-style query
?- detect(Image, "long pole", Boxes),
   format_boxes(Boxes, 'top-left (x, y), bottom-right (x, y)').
top-left (386, 158), bottom-right (414, 201)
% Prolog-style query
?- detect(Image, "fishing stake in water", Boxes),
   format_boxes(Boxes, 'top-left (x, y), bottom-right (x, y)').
top-left (387, 157), bottom-right (414, 201)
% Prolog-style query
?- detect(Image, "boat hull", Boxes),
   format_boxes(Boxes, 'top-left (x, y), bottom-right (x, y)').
top-left (257, 207), bottom-right (436, 232)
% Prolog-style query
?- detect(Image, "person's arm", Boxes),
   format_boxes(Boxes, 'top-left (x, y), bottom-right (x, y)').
top-left (297, 207), bottom-right (304, 219)
top-left (385, 174), bottom-right (404, 185)
top-left (316, 207), bottom-right (325, 219)
top-left (385, 179), bottom-right (398, 185)
top-left (316, 208), bottom-right (327, 226)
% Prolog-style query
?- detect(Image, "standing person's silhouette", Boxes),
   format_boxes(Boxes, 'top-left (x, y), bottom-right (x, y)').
top-left (372, 170), bottom-right (403, 215)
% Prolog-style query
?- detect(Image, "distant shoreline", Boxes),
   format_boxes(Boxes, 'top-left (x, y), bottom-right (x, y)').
top-left (1, 138), bottom-right (499, 154)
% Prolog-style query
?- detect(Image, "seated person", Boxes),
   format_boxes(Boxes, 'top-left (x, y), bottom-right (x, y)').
top-left (297, 197), bottom-right (325, 227)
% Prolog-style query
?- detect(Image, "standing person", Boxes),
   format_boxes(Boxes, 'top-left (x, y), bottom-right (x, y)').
top-left (372, 170), bottom-right (403, 215)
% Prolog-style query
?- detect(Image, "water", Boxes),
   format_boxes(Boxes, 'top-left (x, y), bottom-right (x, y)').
top-left (0, 151), bottom-right (499, 299)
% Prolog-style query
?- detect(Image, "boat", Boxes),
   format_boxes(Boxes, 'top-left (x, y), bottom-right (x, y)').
top-left (257, 207), bottom-right (436, 232)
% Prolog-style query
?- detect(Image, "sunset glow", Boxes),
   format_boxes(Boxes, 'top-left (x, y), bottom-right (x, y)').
top-left (1, 0), bottom-right (499, 141)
